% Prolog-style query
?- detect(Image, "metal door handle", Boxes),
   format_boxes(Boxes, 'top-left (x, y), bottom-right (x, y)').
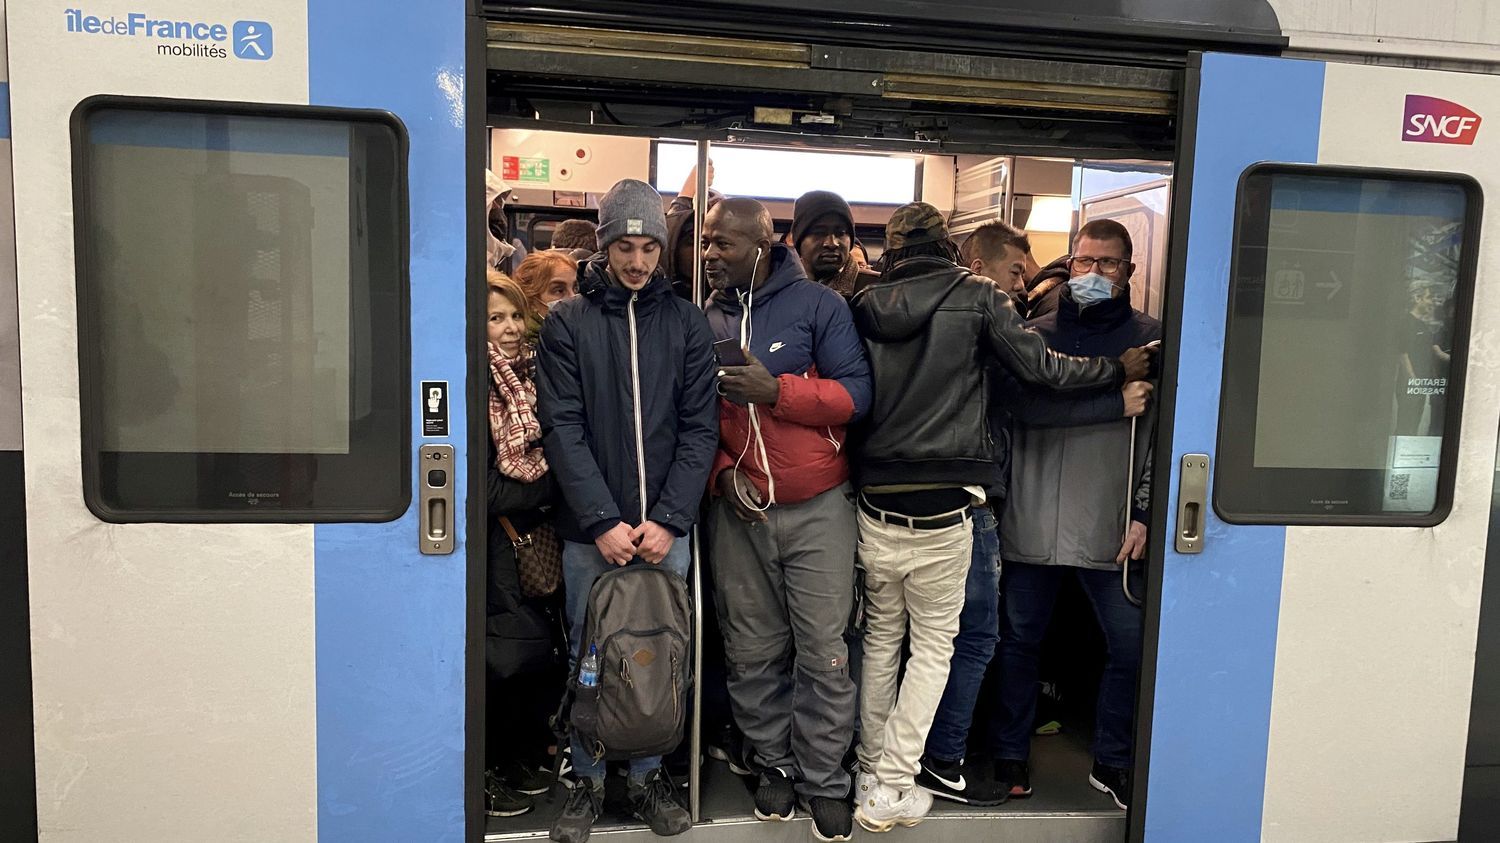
top-left (420, 444), bottom-right (455, 554)
top-left (1175, 454), bottom-right (1209, 554)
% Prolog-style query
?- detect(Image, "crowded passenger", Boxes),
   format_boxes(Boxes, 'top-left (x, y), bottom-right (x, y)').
top-left (511, 250), bottom-right (579, 332)
top-left (913, 259), bottom-right (1012, 805)
top-left (551, 218), bottom-right (599, 258)
top-left (486, 170), bottom-right (517, 270)
top-left (537, 178), bottom-right (719, 843)
top-left (961, 221), bottom-right (1031, 303)
top-left (847, 202), bottom-right (1150, 832)
top-left (483, 271), bottom-right (564, 818)
top-left (700, 198), bottom-right (871, 842)
top-left (991, 218), bottom-right (1160, 811)
top-left (851, 240), bottom-right (871, 272)
top-left (665, 161), bottom-right (722, 301)
top-left (791, 190), bottom-right (878, 299)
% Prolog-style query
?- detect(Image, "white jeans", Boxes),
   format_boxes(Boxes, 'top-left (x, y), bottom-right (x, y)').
top-left (855, 507), bottom-right (972, 790)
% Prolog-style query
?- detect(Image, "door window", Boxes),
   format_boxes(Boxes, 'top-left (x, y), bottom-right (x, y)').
top-left (73, 100), bottom-right (409, 522)
top-left (1214, 164), bottom-right (1480, 525)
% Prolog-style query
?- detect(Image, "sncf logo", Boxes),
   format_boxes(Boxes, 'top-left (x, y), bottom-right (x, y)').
top-left (1403, 95), bottom-right (1482, 145)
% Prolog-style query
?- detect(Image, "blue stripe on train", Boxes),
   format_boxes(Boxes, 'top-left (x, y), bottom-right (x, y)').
top-left (309, 1), bottom-right (470, 840)
top-left (1144, 53), bottom-right (1324, 843)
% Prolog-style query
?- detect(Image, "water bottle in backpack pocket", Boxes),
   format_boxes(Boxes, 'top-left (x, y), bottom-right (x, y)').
top-left (569, 565), bottom-right (694, 764)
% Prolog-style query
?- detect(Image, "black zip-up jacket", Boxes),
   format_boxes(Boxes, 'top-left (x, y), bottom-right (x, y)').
top-left (850, 256), bottom-right (1124, 488)
top-left (537, 257), bottom-right (719, 543)
top-left (486, 436), bottom-right (562, 681)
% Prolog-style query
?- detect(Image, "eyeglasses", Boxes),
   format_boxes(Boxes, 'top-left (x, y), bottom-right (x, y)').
top-left (1068, 255), bottom-right (1129, 275)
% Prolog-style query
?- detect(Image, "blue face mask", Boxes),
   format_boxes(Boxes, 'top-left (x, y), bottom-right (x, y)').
top-left (1067, 272), bottom-right (1117, 307)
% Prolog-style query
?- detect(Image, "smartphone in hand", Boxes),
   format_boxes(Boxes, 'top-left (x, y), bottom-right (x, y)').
top-left (713, 337), bottom-right (748, 367)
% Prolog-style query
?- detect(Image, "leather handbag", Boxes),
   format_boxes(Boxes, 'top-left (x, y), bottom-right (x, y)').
top-left (500, 516), bottom-right (562, 598)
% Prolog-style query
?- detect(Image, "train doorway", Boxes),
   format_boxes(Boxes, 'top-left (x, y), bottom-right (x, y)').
top-left (478, 18), bottom-right (1183, 843)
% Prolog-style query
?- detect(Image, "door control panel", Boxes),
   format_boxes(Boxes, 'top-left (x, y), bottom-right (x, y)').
top-left (419, 444), bottom-right (455, 555)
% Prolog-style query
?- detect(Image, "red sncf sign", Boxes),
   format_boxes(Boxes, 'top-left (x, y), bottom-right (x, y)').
top-left (1403, 95), bottom-right (1482, 145)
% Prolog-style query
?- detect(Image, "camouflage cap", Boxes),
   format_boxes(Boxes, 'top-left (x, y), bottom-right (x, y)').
top-left (885, 202), bottom-right (949, 250)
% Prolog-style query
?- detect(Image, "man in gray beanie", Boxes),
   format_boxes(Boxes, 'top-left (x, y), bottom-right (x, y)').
top-left (538, 178), bottom-right (718, 843)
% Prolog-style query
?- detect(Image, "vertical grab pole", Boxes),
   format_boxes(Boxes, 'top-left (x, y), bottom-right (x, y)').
top-left (687, 138), bottom-right (710, 823)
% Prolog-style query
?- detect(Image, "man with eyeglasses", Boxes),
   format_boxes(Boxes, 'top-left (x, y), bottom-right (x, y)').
top-left (990, 218), bottom-right (1160, 812)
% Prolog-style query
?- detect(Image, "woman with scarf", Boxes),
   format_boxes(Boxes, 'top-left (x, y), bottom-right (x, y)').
top-left (484, 271), bottom-right (565, 818)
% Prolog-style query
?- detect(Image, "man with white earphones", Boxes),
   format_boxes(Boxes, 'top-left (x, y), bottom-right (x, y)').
top-left (700, 198), bottom-right (872, 843)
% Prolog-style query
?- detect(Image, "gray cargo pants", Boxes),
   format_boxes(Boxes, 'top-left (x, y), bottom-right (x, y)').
top-left (709, 482), bottom-right (857, 800)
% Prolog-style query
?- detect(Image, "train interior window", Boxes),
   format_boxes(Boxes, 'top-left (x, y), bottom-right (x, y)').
top-left (485, 124), bottom-right (1174, 836)
top-left (1215, 165), bottom-right (1480, 526)
top-left (73, 102), bottom-right (410, 522)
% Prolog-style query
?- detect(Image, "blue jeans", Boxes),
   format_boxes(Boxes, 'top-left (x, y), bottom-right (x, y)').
top-left (563, 537), bottom-right (692, 783)
top-left (990, 560), bottom-right (1144, 768)
top-left (922, 506), bottom-right (1001, 763)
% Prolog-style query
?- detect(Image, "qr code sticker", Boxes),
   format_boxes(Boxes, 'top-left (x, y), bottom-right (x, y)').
top-left (1389, 473), bottom-right (1410, 502)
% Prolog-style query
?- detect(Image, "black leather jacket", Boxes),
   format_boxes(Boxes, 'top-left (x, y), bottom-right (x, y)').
top-left (850, 256), bottom-right (1124, 488)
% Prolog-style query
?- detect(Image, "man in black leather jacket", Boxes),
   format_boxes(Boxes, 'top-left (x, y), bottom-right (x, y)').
top-left (845, 202), bottom-right (1151, 832)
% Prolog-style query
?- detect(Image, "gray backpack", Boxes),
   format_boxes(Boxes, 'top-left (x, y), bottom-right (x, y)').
top-left (569, 565), bottom-right (693, 762)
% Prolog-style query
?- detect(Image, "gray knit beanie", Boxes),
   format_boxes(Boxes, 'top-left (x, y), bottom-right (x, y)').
top-left (597, 179), bottom-right (668, 251)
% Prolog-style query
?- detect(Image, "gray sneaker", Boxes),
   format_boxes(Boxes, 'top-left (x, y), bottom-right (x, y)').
top-left (549, 779), bottom-right (603, 843)
top-left (628, 768), bottom-right (691, 836)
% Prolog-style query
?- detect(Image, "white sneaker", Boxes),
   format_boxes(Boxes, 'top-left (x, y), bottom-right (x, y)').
top-left (855, 782), bottom-right (933, 833)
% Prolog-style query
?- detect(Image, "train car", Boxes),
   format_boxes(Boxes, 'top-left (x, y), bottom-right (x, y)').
top-left (4, 1), bottom-right (1500, 842)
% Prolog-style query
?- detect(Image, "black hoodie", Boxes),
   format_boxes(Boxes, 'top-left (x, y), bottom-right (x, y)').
top-left (850, 255), bottom-right (1123, 488)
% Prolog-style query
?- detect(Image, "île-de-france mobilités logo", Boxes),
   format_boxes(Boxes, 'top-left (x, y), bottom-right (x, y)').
top-left (64, 10), bottom-right (274, 62)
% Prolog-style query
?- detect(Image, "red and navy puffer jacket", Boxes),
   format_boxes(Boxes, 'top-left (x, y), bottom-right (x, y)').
top-left (704, 244), bottom-right (872, 505)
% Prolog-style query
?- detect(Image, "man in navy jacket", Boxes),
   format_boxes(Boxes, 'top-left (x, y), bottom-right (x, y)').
top-left (537, 178), bottom-right (718, 843)
top-left (701, 198), bottom-right (871, 841)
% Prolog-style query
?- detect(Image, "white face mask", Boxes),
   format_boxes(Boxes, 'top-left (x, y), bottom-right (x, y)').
top-left (1067, 272), bottom-right (1117, 307)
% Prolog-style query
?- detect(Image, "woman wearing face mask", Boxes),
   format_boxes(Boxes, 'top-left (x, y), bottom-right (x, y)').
top-left (483, 271), bottom-right (565, 818)
top-left (511, 251), bottom-right (578, 331)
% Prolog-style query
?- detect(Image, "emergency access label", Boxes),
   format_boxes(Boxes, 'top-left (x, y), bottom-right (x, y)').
top-left (64, 9), bottom-right (274, 62)
top-left (502, 156), bottom-right (550, 184)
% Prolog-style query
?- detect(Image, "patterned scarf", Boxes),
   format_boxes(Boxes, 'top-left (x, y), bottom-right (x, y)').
top-left (825, 256), bottom-right (860, 298)
top-left (488, 341), bottom-right (548, 482)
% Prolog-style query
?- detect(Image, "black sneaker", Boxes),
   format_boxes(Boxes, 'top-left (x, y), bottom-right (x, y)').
top-left (629, 768), bottom-right (692, 836)
top-left (485, 770), bottom-right (534, 817)
top-left (916, 755), bottom-right (1007, 806)
top-left (1089, 761), bottom-right (1131, 810)
top-left (753, 767), bottom-right (796, 821)
top-left (549, 779), bottom-right (603, 842)
top-left (808, 796), bottom-right (853, 842)
top-left (706, 723), bottom-right (738, 764)
top-left (994, 758), bottom-right (1032, 799)
top-left (496, 758), bottom-right (553, 795)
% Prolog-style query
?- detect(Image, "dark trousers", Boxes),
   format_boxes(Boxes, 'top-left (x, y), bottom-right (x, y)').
top-left (990, 560), bottom-right (1144, 768)
top-left (922, 506), bottom-right (1001, 763)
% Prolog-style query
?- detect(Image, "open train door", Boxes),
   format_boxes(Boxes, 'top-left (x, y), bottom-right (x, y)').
top-left (5, 1), bottom-right (483, 840)
top-left (1139, 53), bottom-right (1500, 842)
